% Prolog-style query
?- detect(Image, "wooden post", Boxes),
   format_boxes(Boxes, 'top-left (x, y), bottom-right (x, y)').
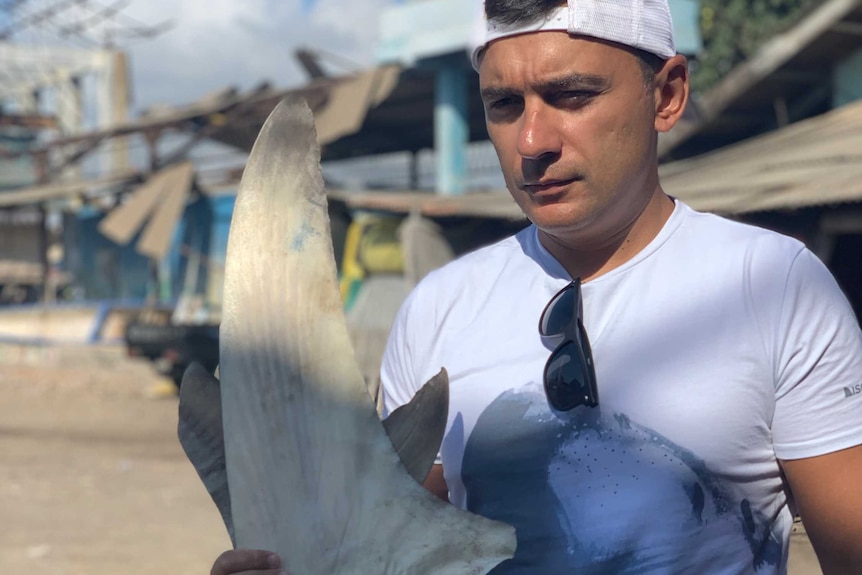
top-left (409, 151), bottom-right (420, 189)
top-left (33, 151), bottom-right (49, 186)
top-left (33, 152), bottom-right (51, 303)
top-left (773, 97), bottom-right (789, 128)
top-left (143, 129), bottom-right (161, 172)
top-left (434, 62), bottom-right (468, 196)
top-left (110, 51), bottom-right (131, 173)
top-left (147, 259), bottom-right (160, 306)
top-left (38, 206), bottom-right (51, 303)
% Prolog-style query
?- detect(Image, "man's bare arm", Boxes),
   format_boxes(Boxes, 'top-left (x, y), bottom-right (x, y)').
top-left (781, 445), bottom-right (862, 575)
top-left (423, 463), bottom-right (449, 501)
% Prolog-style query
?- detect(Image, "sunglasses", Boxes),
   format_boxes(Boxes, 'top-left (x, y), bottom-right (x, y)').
top-left (538, 279), bottom-right (599, 411)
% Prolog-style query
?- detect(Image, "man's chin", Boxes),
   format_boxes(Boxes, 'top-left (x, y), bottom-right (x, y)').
top-left (520, 201), bottom-right (584, 229)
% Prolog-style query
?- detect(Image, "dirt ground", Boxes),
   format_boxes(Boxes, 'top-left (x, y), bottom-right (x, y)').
top-left (0, 348), bottom-right (230, 575)
top-left (0, 345), bottom-right (823, 575)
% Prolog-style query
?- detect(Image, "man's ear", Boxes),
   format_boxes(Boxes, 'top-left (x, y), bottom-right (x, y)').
top-left (654, 55), bottom-right (690, 133)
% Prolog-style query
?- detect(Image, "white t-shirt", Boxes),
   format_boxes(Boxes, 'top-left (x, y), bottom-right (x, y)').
top-left (380, 200), bottom-right (862, 574)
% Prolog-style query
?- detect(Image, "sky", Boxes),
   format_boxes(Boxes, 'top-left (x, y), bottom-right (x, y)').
top-left (121, 0), bottom-right (393, 112)
top-left (3, 0), bottom-right (505, 190)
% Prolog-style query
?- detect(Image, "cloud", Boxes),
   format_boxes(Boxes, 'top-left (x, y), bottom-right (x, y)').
top-left (123, 0), bottom-right (391, 110)
top-left (309, 0), bottom-right (390, 62)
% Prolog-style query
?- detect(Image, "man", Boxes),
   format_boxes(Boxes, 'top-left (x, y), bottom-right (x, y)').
top-left (213, 1), bottom-right (862, 573)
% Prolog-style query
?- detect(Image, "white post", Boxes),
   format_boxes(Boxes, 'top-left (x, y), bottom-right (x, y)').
top-left (97, 49), bottom-right (131, 175)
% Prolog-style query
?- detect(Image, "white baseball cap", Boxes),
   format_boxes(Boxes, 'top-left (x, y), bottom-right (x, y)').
top-left (471, 0), bottom-right (677, 70)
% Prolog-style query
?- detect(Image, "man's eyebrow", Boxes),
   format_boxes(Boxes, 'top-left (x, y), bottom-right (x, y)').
top-left (481, 74), bottom-right (610, 102)
top-left (480, 86), bottom-right (518, 102)
top-left (535, 74), bottom-right (610, 92)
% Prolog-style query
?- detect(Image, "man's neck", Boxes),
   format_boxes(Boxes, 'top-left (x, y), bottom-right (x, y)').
top-left (538, 190), bottom-right (675, 282)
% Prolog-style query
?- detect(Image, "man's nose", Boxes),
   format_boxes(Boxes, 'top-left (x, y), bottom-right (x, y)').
top-left (517, 104), bottom-right (562, 160)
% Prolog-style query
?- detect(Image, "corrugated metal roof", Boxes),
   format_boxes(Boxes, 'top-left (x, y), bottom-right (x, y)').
top-left (327, 189), bottom-right (525, 220)
top-left (335, 97), bottom-right (862, 220)
top-left (97, 162), bottom-right (191, 245)
top-left (0, 170), bottom-right (140, 208)
top-left (136, 162), bottom-right (195, 259)
top-left (660, 100), bottom-right (862, 214)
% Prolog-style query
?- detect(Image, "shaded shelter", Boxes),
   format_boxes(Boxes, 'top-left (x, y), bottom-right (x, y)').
top-left (661, 100), bottom-right (862, 320)
top-left (660, 100), bottom-right (862, 215)
top-left (660, 0), bottom-right (862, 160)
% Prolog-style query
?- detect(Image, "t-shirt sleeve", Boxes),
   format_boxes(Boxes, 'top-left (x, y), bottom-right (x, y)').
top-left (771, 248), bottom-right (862, 460)
top-left (379, 283), bottom-right (428, 419)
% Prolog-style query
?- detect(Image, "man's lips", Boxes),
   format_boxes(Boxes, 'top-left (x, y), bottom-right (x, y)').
top-left (521, 177), bottom-right (581, 195)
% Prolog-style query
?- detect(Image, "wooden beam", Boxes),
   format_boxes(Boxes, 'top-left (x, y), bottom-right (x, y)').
top-left (0, 170), bottom-right (141, 208)
top-left (821, 210), bottom-right (862, 234)
top-left (832, 21), bottom-right (862, 36)
top-left (0, 114), bottom-right (57, 129)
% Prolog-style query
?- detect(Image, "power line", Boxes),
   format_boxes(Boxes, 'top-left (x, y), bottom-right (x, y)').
top-left (0, 0), bottom-right (170, 47)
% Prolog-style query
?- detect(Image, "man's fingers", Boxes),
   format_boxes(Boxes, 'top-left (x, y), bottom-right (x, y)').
top-left (210, 549), bottom-right (284, 575)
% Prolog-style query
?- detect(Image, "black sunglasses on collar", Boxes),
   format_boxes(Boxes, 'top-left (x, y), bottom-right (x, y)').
top-left (538, 279), bottom-right (599, 411)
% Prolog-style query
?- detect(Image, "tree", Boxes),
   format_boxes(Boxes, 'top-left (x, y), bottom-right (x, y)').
top-left (691, 0), bottom-right (821, 93)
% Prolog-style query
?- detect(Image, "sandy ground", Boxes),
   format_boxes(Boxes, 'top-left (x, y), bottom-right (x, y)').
top-left (0, 345), bottom-right (823, 575)
top-left (0, 349), bottom-right (231, 575)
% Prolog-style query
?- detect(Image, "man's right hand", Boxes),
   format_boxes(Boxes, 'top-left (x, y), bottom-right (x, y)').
top-left (211, 549), bottom-right (285, 575)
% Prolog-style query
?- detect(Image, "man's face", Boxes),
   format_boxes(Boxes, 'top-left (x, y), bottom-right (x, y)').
top-left (479, 31), bottom-right (661, 245)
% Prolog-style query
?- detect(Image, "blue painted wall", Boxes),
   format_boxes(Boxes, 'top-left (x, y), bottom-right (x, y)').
top-left (63, 208), bottom-right (153, 301)
top-left (167, 194), bottom-right (215, 299)
top-left (209, 195), bottom-right (236, 270)
top-left (835, 48), bottom-right (862, 108)
top-left (62, 193), bottom-right (235, 304)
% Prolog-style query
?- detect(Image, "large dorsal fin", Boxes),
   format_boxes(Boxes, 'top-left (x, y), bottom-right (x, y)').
top-left (185, 98), bottom-right (514, 574)
top-left (178, 363), bottom-right (450, 544)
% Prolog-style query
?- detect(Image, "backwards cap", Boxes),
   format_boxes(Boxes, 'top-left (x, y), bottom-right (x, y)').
top-left (472, 0), bottom-right (677, 70)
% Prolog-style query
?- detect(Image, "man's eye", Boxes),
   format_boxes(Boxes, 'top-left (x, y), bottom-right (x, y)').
top-left (484, 97), bottom-right (523, 123)
top-left (488, 97), bottom-right (518, 110)
top-left (557, 91), bottom-right (598, 105)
